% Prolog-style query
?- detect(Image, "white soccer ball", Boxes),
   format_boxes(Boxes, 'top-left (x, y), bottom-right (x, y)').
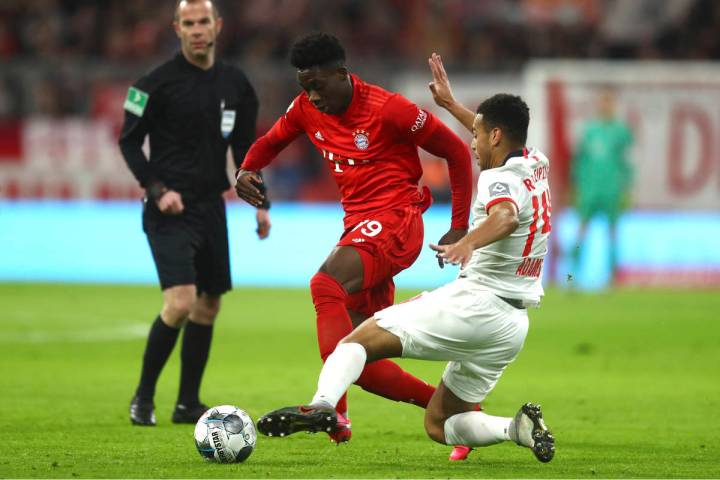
top-left (194, 405), bottom-right (256, 463)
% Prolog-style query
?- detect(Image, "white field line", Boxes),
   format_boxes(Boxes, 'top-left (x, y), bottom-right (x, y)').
top-left (1, 324), bottom-right (149, 344)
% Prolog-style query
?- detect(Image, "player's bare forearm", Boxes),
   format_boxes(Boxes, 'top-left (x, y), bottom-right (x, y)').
top-left (445, 102), bottom-right (476, 133)
top-left (464, 203), bottom-right (519, 250)
top-left (429, 202), bottom-right (518, 268)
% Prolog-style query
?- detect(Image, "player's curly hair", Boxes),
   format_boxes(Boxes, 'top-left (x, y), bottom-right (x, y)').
top-left (290, 32), bottom-right (346, 70)
top-left (476, 94), bottom-right (530, 145)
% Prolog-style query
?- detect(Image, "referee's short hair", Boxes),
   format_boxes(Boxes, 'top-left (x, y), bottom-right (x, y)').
top-left (174, 0), bottom-right (220, 20)
top-left (476, 94), bottom-right (530, 145)
top-left (290, 32), bottom-right (346, 70)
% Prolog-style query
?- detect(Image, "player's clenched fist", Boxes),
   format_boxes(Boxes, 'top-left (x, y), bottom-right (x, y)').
top-left (235, 169), bottom-right (266, 208)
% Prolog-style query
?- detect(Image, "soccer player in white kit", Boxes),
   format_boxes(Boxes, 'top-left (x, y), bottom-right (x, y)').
top-left (256, 54), bottom-right (555, 464)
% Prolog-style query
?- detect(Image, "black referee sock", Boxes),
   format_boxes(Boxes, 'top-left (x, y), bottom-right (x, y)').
top-left (177, 320), bottom-right (214, 406)
top-left (135, 315), bottom-right (181, 402)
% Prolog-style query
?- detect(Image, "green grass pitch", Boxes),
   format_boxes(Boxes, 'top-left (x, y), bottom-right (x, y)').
top-left (1, 284), bottom-right (719, 478)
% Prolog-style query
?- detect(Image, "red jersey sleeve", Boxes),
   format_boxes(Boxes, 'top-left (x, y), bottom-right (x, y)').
top-left (382, 95), bottom-right (473, 230)
top-left (241, 95), bottom-right (306, 171)
top-left (382, 94), bottom-right (436, 144)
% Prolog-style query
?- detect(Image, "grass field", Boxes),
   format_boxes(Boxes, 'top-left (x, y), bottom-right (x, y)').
top-left (1, 284), bottom-right (719, 478)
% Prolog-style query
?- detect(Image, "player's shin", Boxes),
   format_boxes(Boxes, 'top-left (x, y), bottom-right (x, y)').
top-left (311, 272), bottom-right (355, 359)
top-left (311, 343), bottom-right (367, 408)
top-left (444, 412), bottom-right (511, 447)
top-left (310, 271), bottom-right (355, 415)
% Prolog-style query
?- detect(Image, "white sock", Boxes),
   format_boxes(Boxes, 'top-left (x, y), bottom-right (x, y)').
top-left (310, 343), bottom-right (367, 408)
top-left (444, 412), bottom-right (512, 446)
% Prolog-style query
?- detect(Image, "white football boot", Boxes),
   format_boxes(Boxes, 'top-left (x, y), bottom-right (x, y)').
top-left (508, 403), bottom-right (555, 462)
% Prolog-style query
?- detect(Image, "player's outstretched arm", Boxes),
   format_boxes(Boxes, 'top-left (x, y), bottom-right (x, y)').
top-left (428, 53), bottom-right (476, 133)
top-left (415, 116), bottom-right (473, 267)
top-left (430, 201), bottom-right (519, 268)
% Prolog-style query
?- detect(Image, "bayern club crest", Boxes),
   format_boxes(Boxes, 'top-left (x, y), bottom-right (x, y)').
top-left (353, 129), bottom-right (370, 150)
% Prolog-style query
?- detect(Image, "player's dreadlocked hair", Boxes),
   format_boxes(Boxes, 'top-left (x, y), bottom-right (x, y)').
top-left (290, 32), bottom-right (346, 70)
top-left (476, 94), bottom-right (530, 145)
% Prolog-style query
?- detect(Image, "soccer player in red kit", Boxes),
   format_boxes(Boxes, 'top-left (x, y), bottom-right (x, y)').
top-left (235, 33), bottom-right (473, 449)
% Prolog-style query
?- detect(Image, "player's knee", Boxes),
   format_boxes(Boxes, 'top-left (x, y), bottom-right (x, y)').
top-left (338, 322), bottom-right (369, 348)
top-left (423, 398), bottom-right (450, 444)
top-left (310, 271), bottom-right (346, 304)
top-left (424, 412), bottom-right (447, 444)
top-left (340, 318), bottom-right (400, 362)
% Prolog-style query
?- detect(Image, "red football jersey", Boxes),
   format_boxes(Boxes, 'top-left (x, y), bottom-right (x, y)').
top-left (242, 74), bottom-right (471, 229)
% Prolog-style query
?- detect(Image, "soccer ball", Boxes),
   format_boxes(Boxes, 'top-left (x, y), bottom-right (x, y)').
top-left (194, 405), bottom-right (256, 463)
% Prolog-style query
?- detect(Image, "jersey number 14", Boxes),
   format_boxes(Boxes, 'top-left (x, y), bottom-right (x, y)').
top-left (522, 191), bottom-right (551, 257)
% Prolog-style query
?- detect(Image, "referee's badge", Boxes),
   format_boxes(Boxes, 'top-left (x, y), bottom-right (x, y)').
top-left (124, 87), bottom-right (149, 117)
top-left (221, 109), bottom-right (236, 138)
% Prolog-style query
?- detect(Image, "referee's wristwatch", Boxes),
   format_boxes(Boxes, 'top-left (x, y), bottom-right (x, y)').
top-left (146, 181), bottom-right (168, 201)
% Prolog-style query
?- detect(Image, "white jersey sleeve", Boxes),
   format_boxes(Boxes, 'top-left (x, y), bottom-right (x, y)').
top-left (459, 147), bottom-right (552, 306)
top-left (475, 169), bottom-right (526, 217)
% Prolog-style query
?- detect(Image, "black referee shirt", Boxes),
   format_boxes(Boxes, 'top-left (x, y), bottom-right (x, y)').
top-left (119, 53), bottom-right (258, 202)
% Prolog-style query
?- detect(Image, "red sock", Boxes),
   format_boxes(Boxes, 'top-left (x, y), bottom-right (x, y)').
top-left (356, 359), bottom-right (436, 408)
top-left (310, 272), bottom-right (353, 416)
top-left (335, 394), bottom-right (348, 417)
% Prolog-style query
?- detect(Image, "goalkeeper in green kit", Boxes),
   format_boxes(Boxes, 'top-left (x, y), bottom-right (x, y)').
top-left (572, 87), bottom-right (633, 283)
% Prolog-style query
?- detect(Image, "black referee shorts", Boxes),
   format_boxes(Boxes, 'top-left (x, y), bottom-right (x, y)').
top-left (143, 196), bottom-right (231, 295)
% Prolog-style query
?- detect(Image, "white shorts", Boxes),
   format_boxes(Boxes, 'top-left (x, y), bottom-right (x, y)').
top-left (375, 278), bottom-right (529, 403)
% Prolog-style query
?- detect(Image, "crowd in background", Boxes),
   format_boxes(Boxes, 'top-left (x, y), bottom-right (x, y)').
top-left (0, 0), bottom-right (718, 201)
top-left (1, 0), bottom-right (718, 117)
top-left (2, 0), bottom-right (719, 66)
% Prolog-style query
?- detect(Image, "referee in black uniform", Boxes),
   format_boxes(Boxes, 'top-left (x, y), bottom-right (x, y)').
top-left (119, 0), bottom-right (270, 426)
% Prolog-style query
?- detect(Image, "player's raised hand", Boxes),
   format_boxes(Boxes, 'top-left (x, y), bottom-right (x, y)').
top-left (428, 53), bottom-right (456, 109)
top-left (429, 240), bottom-right (473, 269)
top-left (433, 227), bottom-right (468, 268)
top-left (235, 169), bottom-right (265, 207)
top-left (255, 208), bottom-right (271, 240)
top-left (156, 190), bottom-right (184, 215)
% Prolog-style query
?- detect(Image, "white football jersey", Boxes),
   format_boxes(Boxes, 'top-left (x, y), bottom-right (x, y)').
top-left (459, 147), bottom-right (551, 306)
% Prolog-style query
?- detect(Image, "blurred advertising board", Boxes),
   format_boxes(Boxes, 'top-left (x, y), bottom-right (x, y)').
top-left (525, 60), bottom-right (720, 211)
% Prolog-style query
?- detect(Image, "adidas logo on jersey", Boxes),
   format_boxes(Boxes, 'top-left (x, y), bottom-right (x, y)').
top-left (315, 131), bottom-right (325, 141)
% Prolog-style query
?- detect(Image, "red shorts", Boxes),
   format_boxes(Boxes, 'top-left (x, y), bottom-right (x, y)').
top-left (338, 205), bottom-right (424, 317)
